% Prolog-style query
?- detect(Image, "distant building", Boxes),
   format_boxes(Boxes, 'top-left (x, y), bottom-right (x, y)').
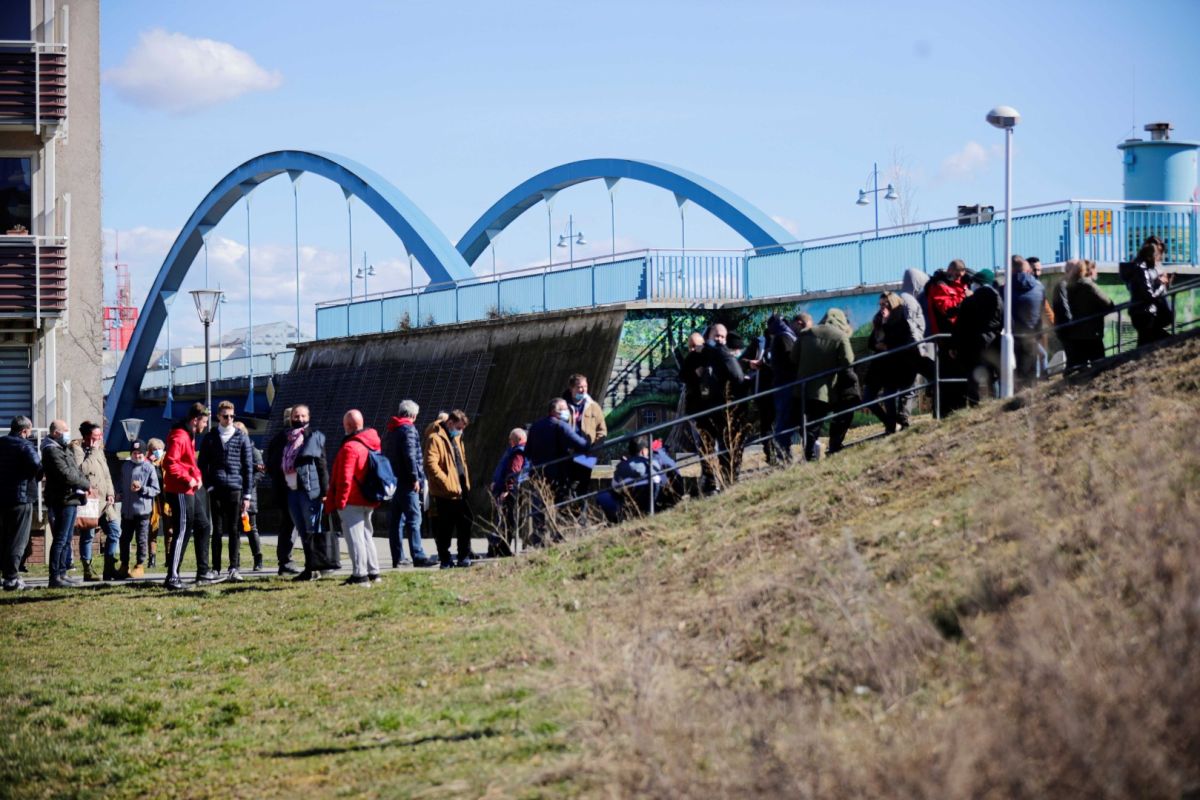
top-left (0, 2), bottom-right (101, 426)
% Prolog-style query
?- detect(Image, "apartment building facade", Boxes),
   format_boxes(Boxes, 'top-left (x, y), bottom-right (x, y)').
top-left (0, 0), bottom-right (101, 428)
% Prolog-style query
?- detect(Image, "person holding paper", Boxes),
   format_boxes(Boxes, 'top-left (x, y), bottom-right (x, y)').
top-left (526, 398), bottom-right (590, 505)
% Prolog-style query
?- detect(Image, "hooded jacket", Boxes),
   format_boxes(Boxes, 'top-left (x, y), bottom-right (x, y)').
top-left (325, 428), bottom-right (382, 512)
top-left (1011, 271), bottom-right (1045, 332)
top-left (0, 433), bottom-right (41, 506)
top-left (383, 416), bottom-right (425, 489)
top-left (41, 436), bottom-right (90, 507)
top-left (424, 422), bottom-right (470, 499)
top-left (925, 270), bottom-right (968, 335)
top-left (792, 309), bottom-right (856, 403)
top-left (162, 422), bottom-right (202, 495)
top-left (120, 459), bottom-right (161, 518)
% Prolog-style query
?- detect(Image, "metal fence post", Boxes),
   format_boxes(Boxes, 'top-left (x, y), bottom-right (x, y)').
top-left (921, 225), bottom-right (928, 273)
top-left (857, 236), bottom-right (864, 286)
top-left (591, 260), bottom-right (597, 307)
top-left (799, 245), bottom-right (805, 294)
top-left (933, 341), bottom-right (942, 420)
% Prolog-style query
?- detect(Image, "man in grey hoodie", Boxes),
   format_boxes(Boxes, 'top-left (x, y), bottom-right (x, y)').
top-left (119, 440), bottom-right (160, 579)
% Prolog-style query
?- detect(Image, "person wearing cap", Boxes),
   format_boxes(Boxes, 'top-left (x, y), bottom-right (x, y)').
top-left (118, 440), bottom-right (160, 579)
top-left (70, 421), bottom-right (121, 581)
top-left (951, 268), bottom-right (1003, 406)
top-left (0, 416), bottom-right (41, 592)
top-left (145, 437), bottom-right (166, 568)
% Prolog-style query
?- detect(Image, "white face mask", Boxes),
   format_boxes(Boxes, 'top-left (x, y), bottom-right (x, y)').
top-left (557, 409), bottom-right (571, 423)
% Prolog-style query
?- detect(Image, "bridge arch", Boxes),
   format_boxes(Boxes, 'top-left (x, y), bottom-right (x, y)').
top-left (105, 150), bottom-right (474, 447)
top-left (455, 157), bottom-right (792, 266)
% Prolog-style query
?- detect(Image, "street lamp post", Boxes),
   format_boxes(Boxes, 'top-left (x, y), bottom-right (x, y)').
top-left (987, 105), bottom-right (1021, 399)
top-left (356, 251), bottom-right (376, 296)
top-left (854, 161), bottom-right (898, 238)
top-left (556, 214), bottom-right (586, 268)
top-left (190, 289), bottom-right (224, 414)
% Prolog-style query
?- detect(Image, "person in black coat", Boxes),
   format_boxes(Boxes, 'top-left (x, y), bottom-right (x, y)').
top-left (198, 400), bottom-right (255, 580)
top-left (279, 405), bottom-right (332, 581)
top-left (525, 398), bottom-right (590, 503)
top-left (265, 405), bottom-right (300, 574)
top-left (679, 323), bottom-right (747, 493)
top-left (0, 416), bottom-right (42, 591)
top-left (382, 399), bottom-right (437, 568)
top-left (1120, 236), bottom-right (1174, 348)
top-left (951, 269), bottom-right (1003, 406)
top-left (41, 419), bottom-right (90, 588)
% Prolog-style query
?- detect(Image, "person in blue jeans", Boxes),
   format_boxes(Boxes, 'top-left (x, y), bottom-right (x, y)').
top-left (71, 421), bottom-right (123, 581)
top-left (280, 405), bottom-right (333, 581)
top-left (383, 399), bottom-right (437, 568)
top-left (40, 420), bottom-right (90, 588)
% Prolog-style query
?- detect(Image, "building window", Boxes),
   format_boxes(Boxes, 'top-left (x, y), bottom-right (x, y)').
top-left (0, 0), bottom-right (32, 41)
top-left (639, 407), bottom-right (659, 427)
top-left (0, 157), bottom-right (33, 234)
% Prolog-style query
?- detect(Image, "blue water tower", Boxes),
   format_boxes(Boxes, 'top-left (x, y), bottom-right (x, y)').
top-left (1116, 122), bottom-right (1199, 262)
top-left (1117, 122), bottom-right (1200, 204)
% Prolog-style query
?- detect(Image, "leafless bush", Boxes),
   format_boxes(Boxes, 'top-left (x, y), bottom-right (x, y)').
top-left (545, 349), bottom-right (1200, 799)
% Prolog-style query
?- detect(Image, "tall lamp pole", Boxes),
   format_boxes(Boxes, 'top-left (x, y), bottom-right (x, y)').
top-left (987, 105), bottom-right (1021, 399)
top-left (556, 214), bottom-right (586, 268)
top-left (855, 162), bottom-right (898, 238)
top-left (190, 289), bottom-right (224, 414)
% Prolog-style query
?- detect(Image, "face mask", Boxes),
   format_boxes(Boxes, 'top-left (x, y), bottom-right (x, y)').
top-left (449, 428), bottom-right (462, 439)
top-left (291, 420), bottom-right (306, 429)
top-left (705, 339), bottom-right (716, 348)
top-left (153, 449), bottom-right (165, 460)
top-left (557, 409), bottom-right (571, 423)
top-left (573, 392), bottom-right (586, 403)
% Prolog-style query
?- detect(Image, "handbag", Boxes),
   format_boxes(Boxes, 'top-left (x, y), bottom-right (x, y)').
top-left (75, 494), bottom-right (101, 530)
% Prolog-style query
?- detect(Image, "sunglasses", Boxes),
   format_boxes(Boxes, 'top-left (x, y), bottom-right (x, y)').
top-left (219, 413), bottom-right (235, 420)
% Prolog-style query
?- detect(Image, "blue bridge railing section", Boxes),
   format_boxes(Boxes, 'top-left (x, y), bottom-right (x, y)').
top-left (103, 350), bottom-right (297, 397)
top-left (314, 199), bottom-right (1199, 340)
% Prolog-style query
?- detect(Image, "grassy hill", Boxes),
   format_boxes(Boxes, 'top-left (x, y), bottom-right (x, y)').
top-left (3, 336), bottom-right (1199, 799)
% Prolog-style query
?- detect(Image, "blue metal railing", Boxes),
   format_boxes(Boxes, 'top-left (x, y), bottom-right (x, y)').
top-left (310, 199), bottom-right (1200, 341)
top-left (103, 350), bottom-right (296, 396)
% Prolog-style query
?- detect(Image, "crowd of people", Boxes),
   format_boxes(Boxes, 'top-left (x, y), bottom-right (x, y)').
top-left (0, 237), bottom-right (1181, 592)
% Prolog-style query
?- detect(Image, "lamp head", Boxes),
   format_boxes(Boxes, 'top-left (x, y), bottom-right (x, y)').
top-left (856, 189), bottom-right (870, 206)
top-left (557, 235), bottom-right (568, 248)
top-left (883, 184), bottom-right (898, 201)
top-left (189, 289), bottom-right (223, 325)
top-left (986, 105), bottom-right (1021, 130)
top-left (575, 233), bottom-right (587, 246)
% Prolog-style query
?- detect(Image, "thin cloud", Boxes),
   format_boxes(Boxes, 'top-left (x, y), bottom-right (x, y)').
top-left (771, 214), bottom-right (801, 238)
top-left (939, 140), bottom-right (1002, 181)
top-left (104, 29), bottom-right (282, 114)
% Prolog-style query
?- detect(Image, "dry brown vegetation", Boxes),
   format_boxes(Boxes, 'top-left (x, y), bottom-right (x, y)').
top-left (524, 335), bottom-right (1200, 798)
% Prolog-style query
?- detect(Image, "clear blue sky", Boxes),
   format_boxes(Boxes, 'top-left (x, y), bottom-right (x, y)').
top-left (99, 0), bottom-right (1200, 344)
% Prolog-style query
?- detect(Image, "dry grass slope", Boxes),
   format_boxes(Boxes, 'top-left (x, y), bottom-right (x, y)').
top-left (524, 335), bottom-right (1200, 799)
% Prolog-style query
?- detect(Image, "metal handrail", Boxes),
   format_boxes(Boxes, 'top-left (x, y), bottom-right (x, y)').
top-left (526, 275), bottom-right (1200, 492)
top-left (316, 247), bottom-right (744, 309)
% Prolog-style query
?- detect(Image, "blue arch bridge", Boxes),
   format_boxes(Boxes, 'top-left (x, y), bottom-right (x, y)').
top-left (105, 149), bottom-right (1200, 491)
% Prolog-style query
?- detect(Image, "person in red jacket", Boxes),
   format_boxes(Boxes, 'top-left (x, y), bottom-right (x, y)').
top-left (925, 259), bottom-right (971, 335)
top-left (325, 409), bottom-right (382, 586)
top-left (162, 402), bottom-right (213, 590)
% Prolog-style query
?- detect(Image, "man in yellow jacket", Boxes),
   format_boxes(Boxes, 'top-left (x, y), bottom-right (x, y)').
top-left (423, 409), bottom-right (474, 569)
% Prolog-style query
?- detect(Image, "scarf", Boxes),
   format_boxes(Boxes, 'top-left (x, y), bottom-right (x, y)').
top-left (282, 426), bottom-right (306, 474)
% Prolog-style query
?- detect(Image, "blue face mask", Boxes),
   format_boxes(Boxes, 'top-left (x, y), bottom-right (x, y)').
top-left (558, 409), bottom-right (571, 423)
top-left (153, 449), bottom-right (165, 461)
top-left (449, 428), bottom-right (462, 439)
top-left (573, 392), bottom-right (586, 403)
top-left (705, 338), bottom-right (716, 348)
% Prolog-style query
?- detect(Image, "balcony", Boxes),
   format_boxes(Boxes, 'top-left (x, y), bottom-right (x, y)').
top-left (0, 235), bottom-right (68, 322)
top-left (0, 42), bottom-right (67, 134)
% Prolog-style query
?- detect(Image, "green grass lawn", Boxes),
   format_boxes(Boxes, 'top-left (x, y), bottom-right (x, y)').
top-left (5, 335), bottom-right (1200, 798)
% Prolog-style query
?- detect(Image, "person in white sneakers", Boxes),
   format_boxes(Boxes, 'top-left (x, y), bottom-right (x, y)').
top-left (325, 410), bottom-right (383, 586)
